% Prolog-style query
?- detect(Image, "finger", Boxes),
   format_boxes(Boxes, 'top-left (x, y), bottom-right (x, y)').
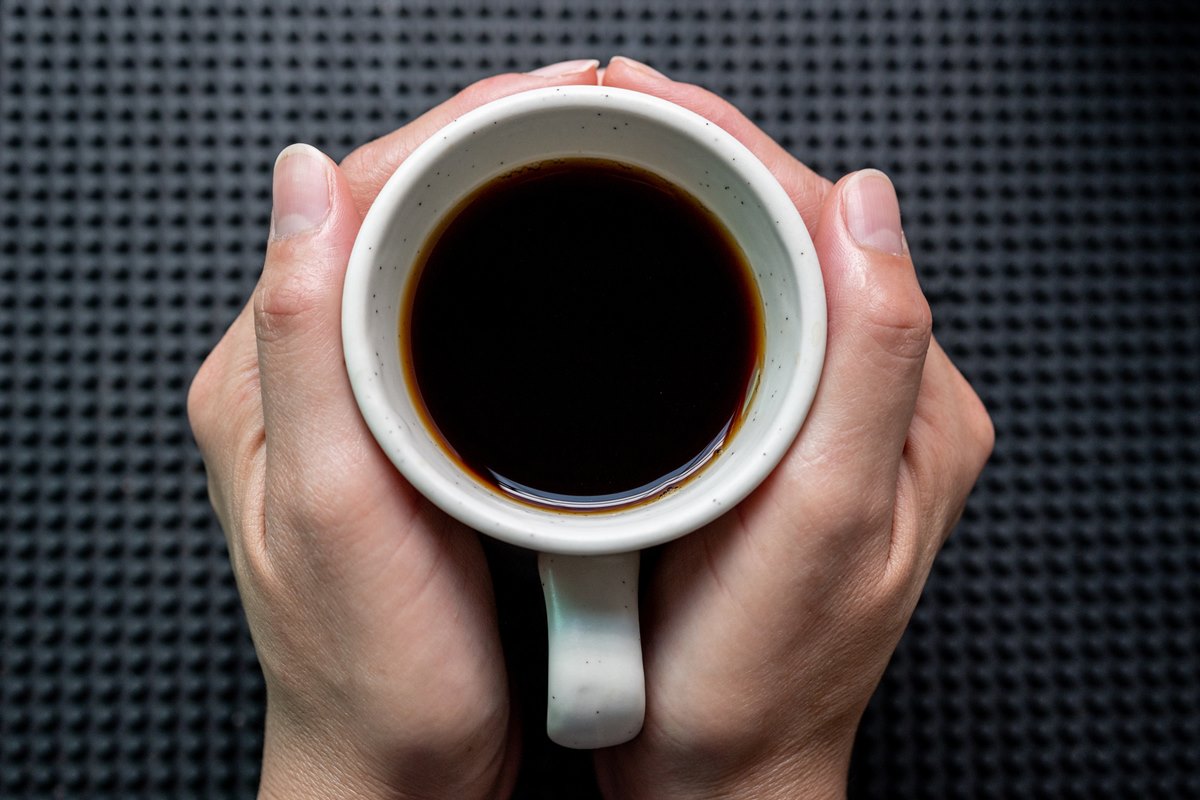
top-left (341, 60), bottom-right (600, 216)
top-left (772, 169), bottom-right (933, 529)
top-left (601, 56), bottom-right (832, 231)
top-left (897, 338), bottom-right (995, 566)
top-left (253, 143), bottom-right (394, 514)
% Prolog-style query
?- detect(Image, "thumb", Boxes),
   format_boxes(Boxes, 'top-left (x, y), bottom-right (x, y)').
top-left (765, 169), bottom-right (931, 535)
top-left (253, 144), bottom-right (393, 505)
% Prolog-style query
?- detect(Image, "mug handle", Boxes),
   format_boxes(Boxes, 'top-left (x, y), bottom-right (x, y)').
top-left (538, 551), bottom-right (645, 749)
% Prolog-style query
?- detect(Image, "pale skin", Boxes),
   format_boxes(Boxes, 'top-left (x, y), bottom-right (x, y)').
top-left (188, 57), bottom-right (993, 800)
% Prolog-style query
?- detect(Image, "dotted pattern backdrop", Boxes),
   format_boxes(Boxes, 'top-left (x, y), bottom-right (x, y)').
top-left (2, 2), bottom-right (1198, 798)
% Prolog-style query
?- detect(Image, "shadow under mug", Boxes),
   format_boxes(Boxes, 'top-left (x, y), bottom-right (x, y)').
top-left (342, 85), bottom-right (826, 749)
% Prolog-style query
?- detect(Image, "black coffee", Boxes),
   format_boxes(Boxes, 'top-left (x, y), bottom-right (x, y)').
top-left (405, 158), bottom-right (762, 510)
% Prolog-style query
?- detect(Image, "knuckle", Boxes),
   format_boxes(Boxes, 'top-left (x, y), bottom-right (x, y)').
top-left (253, 268), bottom-right (326, 344)
top-left (863, 287), bottom-right (934, 363)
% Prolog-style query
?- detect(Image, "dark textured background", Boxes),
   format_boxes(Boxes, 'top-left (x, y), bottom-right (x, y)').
top-left (2, 2), bottom-right (1198, 798)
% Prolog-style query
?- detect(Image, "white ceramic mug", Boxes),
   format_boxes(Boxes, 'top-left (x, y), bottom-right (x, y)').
top-left (341, 85), bottom-right (826, 749)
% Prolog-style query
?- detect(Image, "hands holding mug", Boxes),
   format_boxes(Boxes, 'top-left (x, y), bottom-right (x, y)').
top-left (188, 57), bottom-right (993, 800)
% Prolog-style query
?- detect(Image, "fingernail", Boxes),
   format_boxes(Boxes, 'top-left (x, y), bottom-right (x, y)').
top-left (271, 143), bottom-right (331, 240)
top-left (844, 169), bottom-right (905, 256)
top-left (609, 55), bottom-right (668, 80)
top-left (528, 58), bottom-right (599, 77)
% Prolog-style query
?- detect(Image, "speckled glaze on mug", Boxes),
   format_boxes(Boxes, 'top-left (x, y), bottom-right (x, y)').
top-left (342, 85), bottom-right (826, 749)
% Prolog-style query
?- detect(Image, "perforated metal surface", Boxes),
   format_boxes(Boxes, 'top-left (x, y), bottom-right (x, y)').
top-left (2, 2), bottom-right (1198, 798)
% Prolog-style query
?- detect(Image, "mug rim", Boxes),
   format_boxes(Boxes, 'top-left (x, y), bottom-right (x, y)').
top-left (342, 85), bottom-right (826, 554)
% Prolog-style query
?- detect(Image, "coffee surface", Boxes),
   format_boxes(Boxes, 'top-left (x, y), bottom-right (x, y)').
top-left (406, 159), bottom-right (762, 509)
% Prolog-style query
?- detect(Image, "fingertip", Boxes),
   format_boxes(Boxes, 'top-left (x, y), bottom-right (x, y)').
top-left (253, 145), bottom-right (367, 459)
top-left (607, 55), bottom-right (669, 80)
top-left (840, 169), bottom-right (905, 257)
top-left (274, 141), bottom-right (328, 168)
top-left (271, 143), bottom-right (334, 241)
top-left (820, 168), bottom-right (911, 263)
top-left (527, 58), bottom-right (600, 78)
top-left (257, 145), bottom-right (360, 342)
top-left (815, 169), bottom-right (930, 366)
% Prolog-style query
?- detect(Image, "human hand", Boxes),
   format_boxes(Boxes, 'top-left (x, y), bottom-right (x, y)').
top-left (187, 60), bottom-right (599, 800)
top-left (592, 58), bottom-right (995, 799)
